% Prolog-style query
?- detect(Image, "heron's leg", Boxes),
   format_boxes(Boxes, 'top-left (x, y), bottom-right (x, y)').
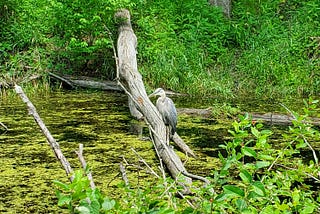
top-left (166, 126), bottom-right (170, 145)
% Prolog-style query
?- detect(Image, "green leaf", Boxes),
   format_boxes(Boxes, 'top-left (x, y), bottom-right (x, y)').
top-left (215, 193), bottom-right (228, 202)
top-left (242, 147), bottom-right (257, 158)
top-left (258, 154), bottom-right (274, 161)
top-left (235, 198), bottom-right (247, 211)
top-left (301, 203), bottom-right (315, 214)
top-left (255, 161), bottom-right (270, 169)
top-left (102, 198), bottom-right (115, 211)
top-left (57, 194), bottom-right (72, 207)
top-left (251, 127), bottom-right (260, 138)
top-left (53, 180), bottom-right (70, 191)
top-left (76, 206), bottom-right (90, 214)
top-left (223, 185), bottom-right (245, 197)
top-left (251, 181), bottom-right (265, 197)
top-left (239, 170), bottom-right (252, 183)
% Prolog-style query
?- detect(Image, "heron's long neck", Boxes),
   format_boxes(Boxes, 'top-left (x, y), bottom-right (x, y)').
top-left (160, 93), bottom-right (166, 99)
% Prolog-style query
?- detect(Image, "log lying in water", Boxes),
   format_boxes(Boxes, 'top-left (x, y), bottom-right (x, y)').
top-left (48, 72), bottom-right (122, 92)
top-left (249, 112), bottom-right (320, 126)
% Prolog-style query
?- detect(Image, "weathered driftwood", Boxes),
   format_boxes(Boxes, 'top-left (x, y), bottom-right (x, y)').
top-left (49, 72), bottom-right (122, 92)
top-left (172, 133), bottom-right (196, 158)
top-left (250, 112), bottom-right (320, 126)
top-left (14, 84), bottom-right (74, 179)
top-left (76, 143), bottom-right (95, 189)
top-left (115, 9), bottom-right (193, 188)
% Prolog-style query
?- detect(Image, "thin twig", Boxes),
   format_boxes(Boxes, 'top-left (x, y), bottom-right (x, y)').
top-left (279, 103), bottom-right (297, 120)
top-left (275, 163), bottom-right (320, 182)
top-left (0, 122), bottom-right (8, 130)
top-left (76, 144), bottom-right (95, 189)
top-left (302, 135), bottom-right (319, 164)
top-left (131, 147), bottom-right (160, 178)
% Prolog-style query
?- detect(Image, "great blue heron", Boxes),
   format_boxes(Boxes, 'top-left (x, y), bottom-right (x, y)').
top-left (149, 88), bottom-right (177, 143)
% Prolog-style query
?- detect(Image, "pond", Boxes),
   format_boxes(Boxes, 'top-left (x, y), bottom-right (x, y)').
top-left (0, 89), bottom-right (318, 213)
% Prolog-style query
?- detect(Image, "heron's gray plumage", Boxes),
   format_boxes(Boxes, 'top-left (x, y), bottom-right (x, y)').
top-left (149, 88), bottom-right (177, 135)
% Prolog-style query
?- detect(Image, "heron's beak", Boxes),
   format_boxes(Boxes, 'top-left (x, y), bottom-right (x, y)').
top-left (148, 92), bottom-right (155, 98)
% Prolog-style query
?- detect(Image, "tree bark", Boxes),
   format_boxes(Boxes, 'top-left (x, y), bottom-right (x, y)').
top-left (115, 9), bottom-right (192, 188)
top-left (209, 0), bottom-right (231, 18)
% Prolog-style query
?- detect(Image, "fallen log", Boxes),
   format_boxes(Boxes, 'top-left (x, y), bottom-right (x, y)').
top-left (49, 73), bottom-right (122, 92)
top-left (250, 112), bottom-right (320, 126)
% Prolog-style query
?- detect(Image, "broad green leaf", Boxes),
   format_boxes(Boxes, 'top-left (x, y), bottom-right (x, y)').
top-left (215, 193), bottom-right (228, 202)
top-left (239, 170), bottom-right (252, 183)
top-left (102, 198), bottom-right (115, 211)
top-left (223, 185), bottom-right (245, 197)
top-left (252, 181), bottom-right (265, 197)
top-left (242, 147), bottom-right (257, 158)
top-left (255, 161), bottom-right (270, 169)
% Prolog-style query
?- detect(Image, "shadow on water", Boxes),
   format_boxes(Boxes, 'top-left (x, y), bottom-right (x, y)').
top-left (0, 90), bottom-right (319, 212)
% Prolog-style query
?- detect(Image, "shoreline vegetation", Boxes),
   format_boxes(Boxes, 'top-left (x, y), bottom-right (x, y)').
top-left (1, 0), bottom-right (319, 99)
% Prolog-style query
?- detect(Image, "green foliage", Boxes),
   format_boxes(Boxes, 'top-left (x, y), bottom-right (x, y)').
top-left (54, 170), bottom-right (116, 213)
top-left (2, 0), bottom-right (319, 97)
top-left (54, 100), bottom-right (320, 213)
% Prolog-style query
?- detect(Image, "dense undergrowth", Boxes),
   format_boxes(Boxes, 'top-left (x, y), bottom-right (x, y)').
top-left (1, 0), bottom-right (319, 98)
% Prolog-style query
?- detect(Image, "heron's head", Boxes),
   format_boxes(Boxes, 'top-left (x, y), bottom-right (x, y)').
top-left (148, 88), bottom-right (166, 98)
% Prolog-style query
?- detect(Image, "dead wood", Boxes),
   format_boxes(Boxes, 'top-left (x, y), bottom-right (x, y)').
top-left (0, 122), bottom-right (8, 130)
top-left (115, 9), bottom-right (194, 189)
top-left (249, 112), bottom-right (320, 126)
top-left (49, 72), bottom-right (122, 92)
top-left (76, 143), bottom-right (95, 189)
top-left (14, 84), bottom-right (74, 179)
top-left (119, 162), bottom-right (130, 186)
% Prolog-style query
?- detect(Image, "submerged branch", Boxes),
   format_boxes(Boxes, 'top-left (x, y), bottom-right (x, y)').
top-left (14, 84), bottom-right (74, 179)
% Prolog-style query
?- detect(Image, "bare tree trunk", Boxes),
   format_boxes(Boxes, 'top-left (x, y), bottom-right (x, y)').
top-left (209, 0), bottom-right (231, 18)
top-left (115, 9), bottom-right (192, 189)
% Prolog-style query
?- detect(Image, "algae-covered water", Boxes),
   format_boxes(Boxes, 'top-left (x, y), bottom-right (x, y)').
top-left (0, 90), bottom-right (224, 213)
top-left (0, 89), bottom-right (318, 213)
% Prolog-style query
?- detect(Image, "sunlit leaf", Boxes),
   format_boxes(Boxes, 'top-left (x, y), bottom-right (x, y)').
top-left (102, 198), bottom-right (115, 211)
top-left (53, 180), bottom-right (70, 191)
top-left (76, 206), bottom-right (90, 214)
top-left (251, 127), bottom-right (259, 138)
top-left (258, 154), bottom-right (274, 161)
top-left (242, 147), bottom-right (257, 158)
top-left (252, 181), bottom-right (265, 197)
top-left (255, 161), bottom-right (270, 169)
top-left (57, 194), bottom-right (72, 206)
top-left (223, 185), bottom-right (245, 197)
top-left (239, 170), bottom-right (252, 183)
